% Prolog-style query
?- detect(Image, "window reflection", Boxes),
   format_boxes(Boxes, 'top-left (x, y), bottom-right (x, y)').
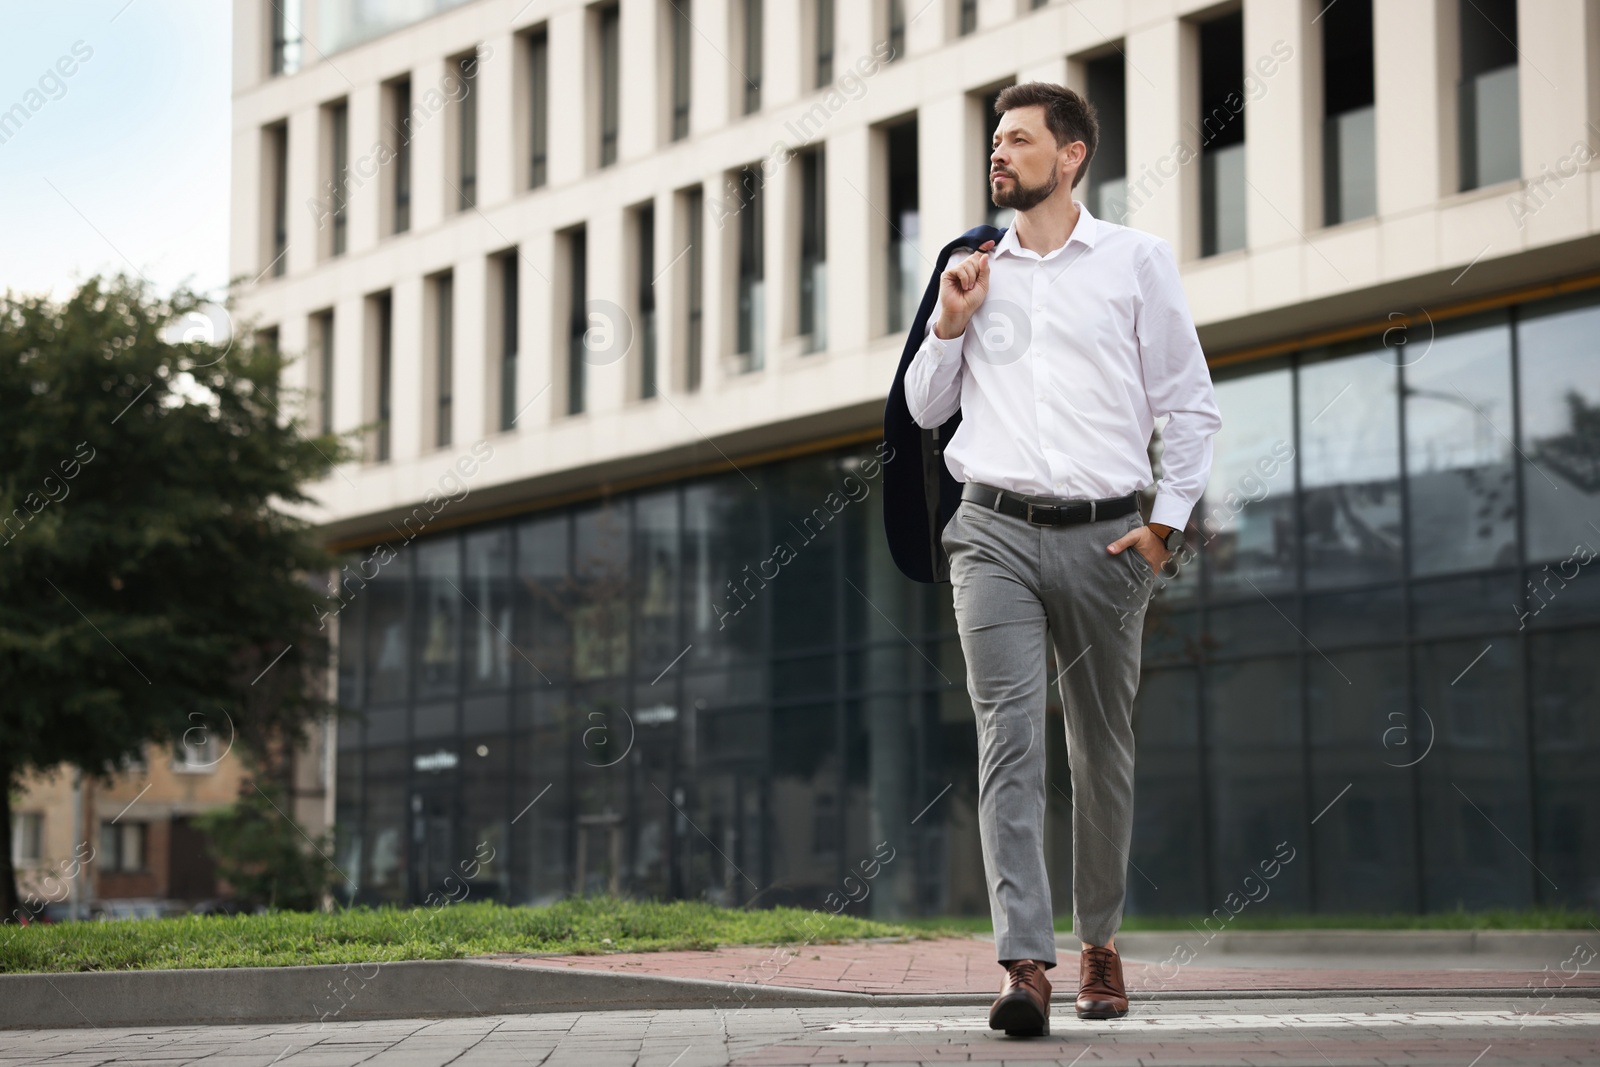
top-left (573, 504), bottom-right (630, 680)
top-left (1202, 363), bottom-right (1296, 598)
top-left (465, 528), bottom-right (513, 692)
top-left (1299, 340), bottom-right (1401, 588)
top-left (1403, 314), bottom-right (1515, 577)
top-left (414, 538), bottom-right (461, 699)
top-left (365, 557), bottom-right (407, 704)
top-left (1517, 296), bottom-right (1600, 563)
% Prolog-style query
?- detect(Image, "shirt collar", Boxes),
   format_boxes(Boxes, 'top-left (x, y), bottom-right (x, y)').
top-left (994, 199), bottom-right (1099, 260)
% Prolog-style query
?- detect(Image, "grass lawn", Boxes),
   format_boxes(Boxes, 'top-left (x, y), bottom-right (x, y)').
top-left (0, 897), bottom-right (951, 974)
top-left (898, 907), bottom-right (1600, 935)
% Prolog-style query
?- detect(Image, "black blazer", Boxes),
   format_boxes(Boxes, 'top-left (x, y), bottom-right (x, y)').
top-left (881, 223), bottom-right (1009, 584)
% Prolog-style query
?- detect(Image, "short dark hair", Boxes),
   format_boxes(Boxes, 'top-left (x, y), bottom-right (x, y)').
top-left (993, 81), bottom-right (1099, 189)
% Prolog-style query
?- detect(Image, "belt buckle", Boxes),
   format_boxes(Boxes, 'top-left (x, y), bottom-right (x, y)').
top-left (1025, 501), bottom-right (1059, 525)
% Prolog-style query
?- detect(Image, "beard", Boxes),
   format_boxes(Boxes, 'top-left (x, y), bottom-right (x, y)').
top-left (990, 165), bottom-right (1060, 211)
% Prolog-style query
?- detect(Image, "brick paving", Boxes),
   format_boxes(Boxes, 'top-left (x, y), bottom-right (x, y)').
top-left (1, 999), bottom-right (1596, 1066)
top-left (498, 936), bottom-right (1600, 995)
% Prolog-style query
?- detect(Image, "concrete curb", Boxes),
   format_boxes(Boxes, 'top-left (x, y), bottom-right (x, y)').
top-left (3, 956), bottom-right (1597, 1031)
top-left (1104, 930), bottom-right (1599, 958)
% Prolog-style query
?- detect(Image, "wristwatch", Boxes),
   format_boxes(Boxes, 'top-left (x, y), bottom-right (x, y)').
top-left (1151, 524), bottom-right (1184, 554)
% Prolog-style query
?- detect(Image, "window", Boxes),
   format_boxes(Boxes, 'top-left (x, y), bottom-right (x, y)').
top-left (263, 122), bottom-right (288, 278)
top-left (269, 0), bottom-right (303, 76)
top-left (980, 85), bottom-right (1012, 229)
top-left (886, 0), bottom-right (905, 59)
top-left (99, 822), bottom-right (146, 872)
top-left (1322, 0), bottom-right (1374, 224)
top-left (433, 273), bottom-right (454, 448)
top-left (670, 2), bottom-right (691, 140)
top-left (741, 0), bottom-right (763, 114)
top-left (813, 0), bottom-right (834, 89)
top-left (957, 0), bottom-right (977, 36)
top-left (313, 310), bottom-right (334, 435)
top-left (567, 228), bottom-right (589, 415)
top-left (598, 3), bottom-right (621, 167)
top-left (11, 813), bottom-right (42, 866)
top-left (499, 253), bottom-right (519, 430)
top-left (530, 28), bottom-right (550, 187)
top-left (683, 186), bottom-right (704, 391)
top-left (799, 147), bottom-right (827, 352)
top-left (371, 292), bottom-right (393, 462)
top-left (326, 100), bottom-right (349, 256)
top-left (734, 164), bottom-right (765, 370)
top-left (455, 51), bottom-right (479, 209)
top-left (173, 730), bottom-right (219, 773)
top-left (1197, 11), bottom-right (1246, 256)
top-left (884, 118), bottom-right (919, 333)
top-left (1458, 0), bottom-right (1519, 191)
top-left (1085, 54), bottom-right (1128, 224)
top-left (388, 78), bottom-right (412, 234)
top-left (637, 203), bottom-right (658, 398)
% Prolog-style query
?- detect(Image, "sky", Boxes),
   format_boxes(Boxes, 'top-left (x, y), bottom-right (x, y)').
top-left (0, 1), bottom-right (232, 302)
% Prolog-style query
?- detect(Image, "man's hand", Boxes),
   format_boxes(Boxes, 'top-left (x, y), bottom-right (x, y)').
top-left (934, 239), bottom-right (996, 340)
top-left (1107, 524), bottom-right (1171, 572)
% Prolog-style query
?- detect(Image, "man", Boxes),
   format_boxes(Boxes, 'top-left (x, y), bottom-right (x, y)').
top-left (883, 82), bottom-right (1221, 1037)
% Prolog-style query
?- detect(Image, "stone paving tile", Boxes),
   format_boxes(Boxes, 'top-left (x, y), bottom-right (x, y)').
top-left (503, 938), bottom-right (1600, 997)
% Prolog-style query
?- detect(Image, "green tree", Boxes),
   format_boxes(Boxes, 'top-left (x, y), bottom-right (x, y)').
top-left (0, 276), bottom-right (353, 921)
top-left (192, 780), bottom-right (336, 911)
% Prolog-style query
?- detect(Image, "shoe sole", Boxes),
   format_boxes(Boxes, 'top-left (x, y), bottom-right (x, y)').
top-left (1075, 1005), bottom-right (1128, 1020)
top-left (990, 996), bottom-right (1050, 1037)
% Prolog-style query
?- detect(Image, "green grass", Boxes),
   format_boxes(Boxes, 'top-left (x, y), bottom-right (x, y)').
top-left (0, 897), bottom-right (952, 975)
top-left (896, 907), bottom-right (1600, 934)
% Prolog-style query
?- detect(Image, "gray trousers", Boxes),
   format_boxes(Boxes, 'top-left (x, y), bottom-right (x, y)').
top-left (941, 496), bottom-right (1153, 965)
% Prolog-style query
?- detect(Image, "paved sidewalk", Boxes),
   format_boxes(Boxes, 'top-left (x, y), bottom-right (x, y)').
top-left (1, 997), bottom-right (1595, 1066)
top-left (499, 936), bottom-right (1600, 996)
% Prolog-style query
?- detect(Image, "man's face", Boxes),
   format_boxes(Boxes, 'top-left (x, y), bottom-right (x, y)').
top-left (989, 105), bottom-right (1079, 212)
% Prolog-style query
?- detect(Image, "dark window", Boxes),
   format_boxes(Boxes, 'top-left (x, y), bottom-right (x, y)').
top-left (743, 0), bottom-right (763, 114)
top-left (457, 52), bottom-right (479, 209)
top-left (799, 147), bottom-right (826, 351)
top-left (269, 2), bottom-right (302, 75)
top-left (886, 0), bottom-right (905, 59)
top-left (735, 165), bottom-right (765, 369)
top-left (599, 4), bottom-right (620, 167)
top-left (638, 203), bottom-right (657, 398)
top-left (981, 85), bottom-right (1010, 229)
top-left (391, 79), bottom-right (412, 234)
top-left (436, 273), bottom-right (454, 448)
top-left (267, 123), bottom-right (288, 276)
top-left (1322, 0), bottom-right (1374, 224)
top-left (316, 311), bottom-right (334, 435)
top-left (958, 0), bottom-right (976, 36)
top-left (1459, 0), bottom-right (1519, 190)
top-left (99, 821), bottom-right (147, 872)
top-left (500, 253), bottom-right (519, 431)
top-left (671, 2), bottom-right (691, 140)
top-left (885, 119), bottom-right (919, 333)
top-left (1085, 55), bottom-right (1127, 224)
top-left (530, 29), bottom-right (550, 187)
top-left (567, 229), bottom-right (588, 415)
top-left (375, 292), bottom-right (393, 462)
top-left (1198, 11), bottom-right (1245, 256)
top-left (685, 187), bottom-right (704, 391)
top-left (329, 101), bottom-right (349, 256)
top-left (814, 0), bottom-right (834, 88)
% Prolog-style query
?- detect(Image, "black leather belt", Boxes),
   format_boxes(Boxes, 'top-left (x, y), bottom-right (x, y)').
top-left (961, 481), bottom-right (1139, 526)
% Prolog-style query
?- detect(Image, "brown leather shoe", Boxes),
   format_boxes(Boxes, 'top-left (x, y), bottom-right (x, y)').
top-left (1076, 944), bottom-right (1128, 1019)
top-left (989, 959), bottom-right (1051, 1037)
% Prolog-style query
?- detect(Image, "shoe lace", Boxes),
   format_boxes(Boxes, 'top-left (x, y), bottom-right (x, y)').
top-left (1085, 948), bottom-right (1115, 988)
top-left (1007, 959), bottom-right (1041, 986)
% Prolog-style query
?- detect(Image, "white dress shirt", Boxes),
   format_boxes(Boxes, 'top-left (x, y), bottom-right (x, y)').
top-left (904, 200), bottom-right (1222, 532)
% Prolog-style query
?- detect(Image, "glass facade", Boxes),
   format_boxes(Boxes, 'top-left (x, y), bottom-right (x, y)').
top-left (333, 287), bottom-right (1600, 916)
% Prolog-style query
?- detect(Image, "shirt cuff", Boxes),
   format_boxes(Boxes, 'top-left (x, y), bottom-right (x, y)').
top-left (923, 320), bottom-right (963, 360)
top-left (1149, 492), bottom-right (1194, 533)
